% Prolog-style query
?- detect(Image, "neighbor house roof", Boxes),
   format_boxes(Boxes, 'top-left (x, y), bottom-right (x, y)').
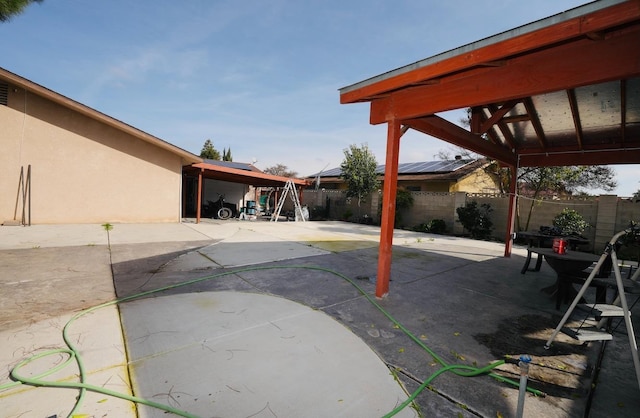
top-left (310, 159), bottom-right (486, 182)
top-left (0, 66), bottom-right (201, 164)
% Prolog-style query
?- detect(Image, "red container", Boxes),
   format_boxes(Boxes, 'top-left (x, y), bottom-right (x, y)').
top-left (552, 238), bottom-right (567, 254)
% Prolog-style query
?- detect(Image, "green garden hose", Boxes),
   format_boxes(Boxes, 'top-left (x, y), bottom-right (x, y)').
top-left (3, 265), bottom-right (543, 417)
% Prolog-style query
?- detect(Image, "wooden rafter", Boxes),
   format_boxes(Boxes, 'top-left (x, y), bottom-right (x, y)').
top-left (479, 100), bottom-right (518, 135)
top-left (523, 97), bottom-right (547, 149)
top-left (403, 115), bottom-right (517, 166)
top-left (487, 104), bottom-right (516, 150)
top-left (566, 88), bottom-right (585, 149)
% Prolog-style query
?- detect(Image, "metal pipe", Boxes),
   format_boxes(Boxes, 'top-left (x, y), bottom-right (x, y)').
top-left (516, 355), bottom-right (532, 418)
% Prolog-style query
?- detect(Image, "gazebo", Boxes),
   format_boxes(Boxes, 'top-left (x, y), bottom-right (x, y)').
top-left (339, 0), bottom-right (640, 297)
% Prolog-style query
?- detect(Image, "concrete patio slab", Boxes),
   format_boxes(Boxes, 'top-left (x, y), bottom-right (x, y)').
top-left (197, 227), bottom-right (329, 267)
top-left (120, 291), bottom-right (416, 418)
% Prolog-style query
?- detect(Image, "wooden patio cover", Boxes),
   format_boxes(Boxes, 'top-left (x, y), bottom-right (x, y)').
top-left (339, 0), bottom-right (640, 297)
top-left (184, 162), bottom-right (308, 223)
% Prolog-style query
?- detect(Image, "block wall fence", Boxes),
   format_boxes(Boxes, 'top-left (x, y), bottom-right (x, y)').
top-left (298, 189), bottom-right (640, 254)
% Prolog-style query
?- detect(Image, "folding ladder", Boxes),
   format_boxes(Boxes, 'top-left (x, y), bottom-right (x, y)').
top-left (270, 179), bottom-right (306, 222)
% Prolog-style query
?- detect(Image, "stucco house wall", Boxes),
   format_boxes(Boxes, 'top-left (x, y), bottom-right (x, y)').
top-left (450, 170), bottom-right (498, 193)
top-left (1, 75), bottom-right (198, 224)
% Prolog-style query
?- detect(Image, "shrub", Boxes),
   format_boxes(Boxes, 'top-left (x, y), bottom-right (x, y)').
top-left (413, 219), bottom-right (447, 234)
top-left (395, 188), bottom-right (414, 211)
top-left (378, 188), bottom-right (415, 227)
top-left (426, 219), bottom-right (447, 234)
top-left (310, 205), bottom-right (327, 220)
top-left (456, 201), bottom-right (493, 240)
top-left (394, 188), bottom-right (415, 226)
top-left (552, 208), bottom-right (590, 236)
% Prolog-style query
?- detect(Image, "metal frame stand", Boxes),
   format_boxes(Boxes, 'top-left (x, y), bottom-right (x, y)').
top-left (544, 226), bottom-right (640, 391)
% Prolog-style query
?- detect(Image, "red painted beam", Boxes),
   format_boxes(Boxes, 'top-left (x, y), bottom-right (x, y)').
top-left (504, 167), bottom-right (518, 257)
top-left (196, 168), bottom-right (203, 224)
top-left (370, 27), bottom-right (640, 124)
top-left (376, 120), bottom-right (402, 298)
top-left (518, 148), bottom-right (640, 167)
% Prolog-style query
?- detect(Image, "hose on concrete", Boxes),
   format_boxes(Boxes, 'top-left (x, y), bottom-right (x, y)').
top-left (4, 265), bottom-right (543, 418)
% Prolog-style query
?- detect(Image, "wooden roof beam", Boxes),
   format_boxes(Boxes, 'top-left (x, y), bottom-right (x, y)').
top-left (342, 1), bottom-right (640, 104)
top-left (370, 27), bottom-right (640, 124)
top-left (519, 148), bottom-right (640, 167)
top-left (403, 115), bottom-right (516, 166)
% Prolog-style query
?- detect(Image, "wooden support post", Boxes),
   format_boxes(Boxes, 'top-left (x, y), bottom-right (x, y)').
top-left (196, 168), bottom-right (203, 224)
top-left (504, 165), bottom-right (517, 257)
top-left (376, 119), bottom-right (401, 298)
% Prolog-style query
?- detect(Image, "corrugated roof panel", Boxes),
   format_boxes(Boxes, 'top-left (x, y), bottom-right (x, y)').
top-left (577, 81), bottom-right (621, 130)
top-left (533, 91), bottom-right (576, 147)
top-left (576, 81), bottom-right (623, 145)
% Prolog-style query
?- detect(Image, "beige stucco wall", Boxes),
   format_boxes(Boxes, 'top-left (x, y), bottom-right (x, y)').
top-left (1, 86), bottom-right (184, 223)
top-left (450, 170), bottom-right (498, 193)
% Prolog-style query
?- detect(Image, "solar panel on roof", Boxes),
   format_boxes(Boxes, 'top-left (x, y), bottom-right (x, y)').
top-left (204, 159), bottom-right (254, 171)
top-left (314, 167), bottom-right (342, 177)
top-left (312, 159), bottom-right (475, 177)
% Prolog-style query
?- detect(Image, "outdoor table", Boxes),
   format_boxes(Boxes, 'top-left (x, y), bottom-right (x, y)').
top-left (518, 231), bottom-right (590, 274)
top-left (534, 248), bottom-right (601, 309)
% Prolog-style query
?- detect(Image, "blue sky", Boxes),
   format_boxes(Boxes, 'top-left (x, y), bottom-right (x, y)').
top-left (2, 0), bottom-right (637, 195)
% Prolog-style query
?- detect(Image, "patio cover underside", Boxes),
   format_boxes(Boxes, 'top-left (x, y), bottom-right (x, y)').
top-left (339, 0), bottom-right (640, 297)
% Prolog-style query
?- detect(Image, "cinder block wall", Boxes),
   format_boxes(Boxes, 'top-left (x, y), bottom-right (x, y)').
top-left (300, 190), bottom-right (640, 255)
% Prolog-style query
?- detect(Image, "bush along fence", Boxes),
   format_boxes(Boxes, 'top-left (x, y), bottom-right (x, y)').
top-left (298, 189), bottom-right (640, 258)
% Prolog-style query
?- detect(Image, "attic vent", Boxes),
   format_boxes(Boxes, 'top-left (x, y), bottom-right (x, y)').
top-left (0, 82), bottom-right (8, 106)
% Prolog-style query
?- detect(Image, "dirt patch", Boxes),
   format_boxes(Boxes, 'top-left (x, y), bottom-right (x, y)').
top-left (474, 314), bottom-right (596, 400)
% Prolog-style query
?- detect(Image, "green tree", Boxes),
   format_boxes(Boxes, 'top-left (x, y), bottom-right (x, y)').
top-left (199, 139), bottom-right (221, 160)
top-left (222, 148), bottom-right (233, 162)
top-left (340, 143), bottom-right (379, 208)
top-left (0, 0), bottom-right (42, 22)
top-left (518, 166), bottom-right (616, 230)
top-left (263, 164), bottom-right (298, 177)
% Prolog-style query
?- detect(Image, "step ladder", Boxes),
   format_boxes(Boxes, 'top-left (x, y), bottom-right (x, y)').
top-left (270, 179), bottom-right (306, 222)
top-left (544, 225), bottom-right (640, 391)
